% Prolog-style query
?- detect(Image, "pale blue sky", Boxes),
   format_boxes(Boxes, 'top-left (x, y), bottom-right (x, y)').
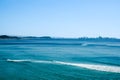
top-left (0, 0), bottom-right (120, 38)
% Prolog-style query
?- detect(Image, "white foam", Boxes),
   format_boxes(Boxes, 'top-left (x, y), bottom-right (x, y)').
top-left (54, 61), bottom-right (120, 73)
top-left (7, 59), bottom-right (120, 73)
top-left (6, 59), bottom-right (54, 64)
top-left (7, 59), bottom-right (29, 62)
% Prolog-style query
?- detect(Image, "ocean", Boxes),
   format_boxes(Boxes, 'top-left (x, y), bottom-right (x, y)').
top-left (0, 39), bottom-right (120, 80)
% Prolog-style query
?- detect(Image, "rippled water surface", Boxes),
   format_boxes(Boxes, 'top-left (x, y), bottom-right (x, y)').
top-left (0, 39), bottom-right (120, 80)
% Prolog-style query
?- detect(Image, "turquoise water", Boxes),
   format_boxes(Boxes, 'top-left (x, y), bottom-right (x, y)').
top-left (0, 39), bottom-right (120, 80)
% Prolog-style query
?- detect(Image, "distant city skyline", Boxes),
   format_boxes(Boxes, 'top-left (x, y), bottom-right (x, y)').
top-left (0, 0), bottom-right (120, 38)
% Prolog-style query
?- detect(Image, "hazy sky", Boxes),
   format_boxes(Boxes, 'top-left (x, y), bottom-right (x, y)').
top-left (0, 0), bottom-right (120, 38)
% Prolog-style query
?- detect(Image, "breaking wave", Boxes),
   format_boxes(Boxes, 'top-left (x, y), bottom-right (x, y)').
top-left (1, 42), bottom-right (120, 48)
top-left (81, 43), bottom-right (120, 47)
top-left (7, 59), bottom-right (120, 73)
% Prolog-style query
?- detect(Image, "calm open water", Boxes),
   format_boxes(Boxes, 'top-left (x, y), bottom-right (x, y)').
top-left (0, 39), bottom-right (120, 80)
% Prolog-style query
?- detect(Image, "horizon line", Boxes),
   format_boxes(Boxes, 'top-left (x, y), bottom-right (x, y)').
top-left (0, 35), bottom-right (120, 39)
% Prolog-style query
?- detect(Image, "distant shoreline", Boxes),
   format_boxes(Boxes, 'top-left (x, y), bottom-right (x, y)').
top-left (0, 35), bottom-right (120, 42)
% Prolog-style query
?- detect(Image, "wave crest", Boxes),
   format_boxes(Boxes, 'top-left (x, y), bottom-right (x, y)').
top-left (7, 59), bottom-right (120, 73)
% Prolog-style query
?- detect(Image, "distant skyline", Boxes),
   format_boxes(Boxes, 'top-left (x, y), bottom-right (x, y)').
top-left (0, 0), bottom-right (120, 38)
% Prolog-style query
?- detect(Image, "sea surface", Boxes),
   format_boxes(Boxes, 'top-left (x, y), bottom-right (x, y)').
top-left (0, 39), bottom-right (120, 80)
